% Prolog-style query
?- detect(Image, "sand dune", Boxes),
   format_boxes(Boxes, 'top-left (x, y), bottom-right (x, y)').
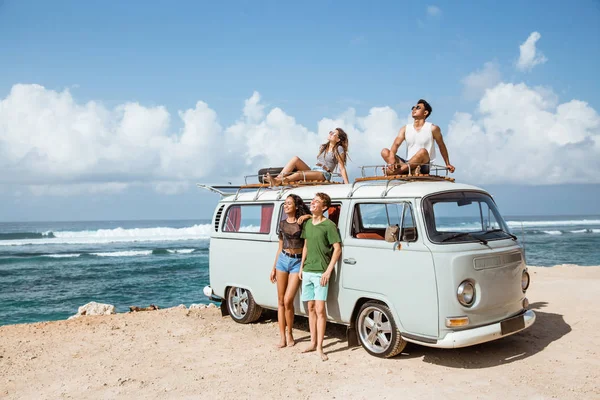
top-left (1, 265), bottom-right (599, 399)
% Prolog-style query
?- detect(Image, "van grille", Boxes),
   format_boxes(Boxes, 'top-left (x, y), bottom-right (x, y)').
top-left (473, 252), bottom-right (522, 270)
top-left (214, 205), bottom-right (225, 232)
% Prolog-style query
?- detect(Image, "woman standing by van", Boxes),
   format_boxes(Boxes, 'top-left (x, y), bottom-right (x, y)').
top-left (266, 128), bottom-right (350, 185)
top-left (270, 194), bottom-right (311, 348)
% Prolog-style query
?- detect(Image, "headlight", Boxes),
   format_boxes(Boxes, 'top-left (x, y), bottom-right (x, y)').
top-left (522, 270), bottom-right (530, 292)
top-left (457, 281), bottom-right (475, 307)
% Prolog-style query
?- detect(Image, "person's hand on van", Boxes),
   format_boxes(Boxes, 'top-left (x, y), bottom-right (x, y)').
top-left (270, 267), bottom-right (276, 283)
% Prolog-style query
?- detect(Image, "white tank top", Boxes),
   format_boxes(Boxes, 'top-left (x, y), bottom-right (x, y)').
top-left (405, 122), bottom-right (436, 161)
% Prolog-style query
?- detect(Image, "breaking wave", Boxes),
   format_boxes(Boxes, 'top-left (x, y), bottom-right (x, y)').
top-left (506, 219), bottom-right (600, 228)
top-left (0, 225), bottom-right (212, 246)
top-left (0, 232), bottom-right (56, 240)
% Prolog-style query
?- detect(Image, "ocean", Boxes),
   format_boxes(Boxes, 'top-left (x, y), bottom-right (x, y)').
top-left (1, 216), bottom-right (599, 326)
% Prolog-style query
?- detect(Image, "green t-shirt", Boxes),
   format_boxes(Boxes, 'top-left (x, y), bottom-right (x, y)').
top-left (301, 219), bottom-right (341, 273)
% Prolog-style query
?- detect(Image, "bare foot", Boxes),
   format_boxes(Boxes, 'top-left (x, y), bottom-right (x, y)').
top-left (265, 173), bottom-right (275, 186)
top-left (275, 337), bottom-right (286, 349)
top-left (384, 165), bottom-right (402, 176)
top-left (318, 350), bottom-right (328, 361)
top-left (286, 333), bottom-right (295, 347)
top-left (266, 173), bottom-right (284, 186)
top-left (302, 344), bottom-right (316, 353)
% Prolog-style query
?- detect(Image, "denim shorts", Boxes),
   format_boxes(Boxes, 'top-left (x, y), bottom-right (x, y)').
top-left (301, 271), bottom-right (329, 301)
top-left (275, 252), bottom-right (301, 274)
top-left (311, 166), bottom-right (332, 181)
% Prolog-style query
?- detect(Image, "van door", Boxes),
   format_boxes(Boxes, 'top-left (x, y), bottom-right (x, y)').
top-left (341, 200), bottom-right (438, 339)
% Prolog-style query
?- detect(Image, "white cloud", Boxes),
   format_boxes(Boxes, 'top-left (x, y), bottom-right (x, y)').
top-left (427, 5), bottom-right (442, 17)
top-left (447, 82), bottom-right (600, 184)
top-left (27, 182), bottom-right (129, 196)
top-left (2, 81), bottom-right (598, 195)
top-left (461, 62), bottom-right (502, 100)
top-left (517, 31), bottom-right (547, 71)
top-left (0, 84), bottom-right (402, 194)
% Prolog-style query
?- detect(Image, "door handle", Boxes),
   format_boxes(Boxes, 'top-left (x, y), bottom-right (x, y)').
top-left (343, 258), bottom-right (356, 265)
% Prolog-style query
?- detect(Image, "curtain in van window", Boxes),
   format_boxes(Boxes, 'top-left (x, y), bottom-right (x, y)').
top-left (327, 206), bottom-right (340, 225)
top-left (224, 206), bottom-right (242, 232)
top-left (260, 204), bottom-right (274, 233)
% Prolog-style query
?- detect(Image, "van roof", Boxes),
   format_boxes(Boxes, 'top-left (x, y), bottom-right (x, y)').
top-left (217, 181), bottom-right (487, 203)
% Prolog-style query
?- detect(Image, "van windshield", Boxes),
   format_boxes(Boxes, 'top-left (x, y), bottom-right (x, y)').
top-left (423, 192), bottom-right (513, 244)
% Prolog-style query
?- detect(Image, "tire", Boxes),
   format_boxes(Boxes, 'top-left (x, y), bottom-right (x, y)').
top-left (356, 301), bottom-right (406, 358)
top-left (226, 286), bottom-right (262, 324)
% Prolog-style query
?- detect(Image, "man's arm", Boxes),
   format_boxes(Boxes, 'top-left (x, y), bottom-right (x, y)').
top-left (431, 124), bottom-right (455, 173)
top-left (321, 242), bottom-right (341, 286)
top-left (389, 126), bottom-right (407, 157)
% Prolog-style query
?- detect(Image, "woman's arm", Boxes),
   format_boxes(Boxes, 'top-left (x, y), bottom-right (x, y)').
top-left (337, 153), bottom-right (350, 184)
top-left (270, 239), bottom-right (284, 283)
top-left (299, 240), bottom-right (308, 281)
top-left (297, 214), bottom-right (312, 225)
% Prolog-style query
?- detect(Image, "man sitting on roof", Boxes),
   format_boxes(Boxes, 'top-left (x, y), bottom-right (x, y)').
top-left (381, 99), bottom-right (455, 175)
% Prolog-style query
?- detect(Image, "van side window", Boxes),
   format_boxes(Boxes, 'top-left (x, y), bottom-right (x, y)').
top-left (401, 203), bottom-right (418, 241)
top-left (223, 204), bottom-right (274, 234)
top-left (325, 204), bottom-right (341, 225)
top-left (276, 202), bottom-right (341, 237)
top-left (352, 203), bottom-right (417, 241)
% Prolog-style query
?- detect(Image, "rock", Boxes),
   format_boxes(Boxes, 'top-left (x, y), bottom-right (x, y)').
top-left (189, 304), bottom-right (207, 310)
top-left (129, 305), bottom-right (159, 312)
top-left (175, 304), bottom-right (187, 310)
top-left (70, 302), bottom-right (116, 319)
top-left (207, 303), bottom-right (217, 309)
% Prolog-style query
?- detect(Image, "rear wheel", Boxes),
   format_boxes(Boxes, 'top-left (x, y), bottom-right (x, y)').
top-left (356, 301), bottom-right (406, 358)
top-left (226, 286), bottom-right (262, 324)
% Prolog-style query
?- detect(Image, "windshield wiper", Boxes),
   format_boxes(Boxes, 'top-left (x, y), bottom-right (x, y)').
top-left (441, 232), bottom-right (488, 245)
top-left (480, 228), bottom-right (517, 241)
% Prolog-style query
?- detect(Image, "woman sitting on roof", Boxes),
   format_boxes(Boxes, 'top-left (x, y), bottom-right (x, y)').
top-left (266, 128), bottom-right (350, 185)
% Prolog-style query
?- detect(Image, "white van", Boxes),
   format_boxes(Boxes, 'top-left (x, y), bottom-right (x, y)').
top-left (200, 176), bottom-right (535, 358)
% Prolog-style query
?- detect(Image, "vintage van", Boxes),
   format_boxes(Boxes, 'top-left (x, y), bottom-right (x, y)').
top-left (199, 176), bottom-right (535, 358)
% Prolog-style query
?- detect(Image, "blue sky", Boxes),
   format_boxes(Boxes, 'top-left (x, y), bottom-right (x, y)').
top-left (1, 0), bottom-right (599, 221)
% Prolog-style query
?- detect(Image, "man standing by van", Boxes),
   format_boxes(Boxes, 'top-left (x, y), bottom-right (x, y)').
top-left (381, 99), bottom-right (455, 175)
top-left (299, 192), bottom-right (341, 361)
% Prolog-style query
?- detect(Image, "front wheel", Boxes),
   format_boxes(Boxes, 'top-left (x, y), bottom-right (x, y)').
top-left (226, 286), bottom-right (262, 324)
top-left (356, 301), bottom-right (406, 358)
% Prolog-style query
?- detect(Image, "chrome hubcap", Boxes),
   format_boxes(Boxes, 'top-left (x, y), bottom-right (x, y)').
top-left (358, 306), bottom-right (393, 353)
top-left (228, 287), bottom-right (249, 319)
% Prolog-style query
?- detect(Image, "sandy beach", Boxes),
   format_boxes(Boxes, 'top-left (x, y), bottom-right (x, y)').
top-left (1, 265), bottom-right (599, 400)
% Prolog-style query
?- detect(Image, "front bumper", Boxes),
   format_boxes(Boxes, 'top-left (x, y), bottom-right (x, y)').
top-left (203, 285), bottom-right (223, 302)
top-left (403, 310), bottom-right (536, 349)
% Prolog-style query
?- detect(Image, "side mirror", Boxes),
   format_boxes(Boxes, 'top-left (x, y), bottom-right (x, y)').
top-left (402, 227), bottom-right (417, 242)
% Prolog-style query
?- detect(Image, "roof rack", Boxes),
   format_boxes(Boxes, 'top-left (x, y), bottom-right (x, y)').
top-left (358, 161), bottom-right (453, 180)
top-left (197, 170), bottom-right (345, 201)
top-left (346, 162), bottom-right (455, 198)
top-left (242, 171), bottom-right (343, 186)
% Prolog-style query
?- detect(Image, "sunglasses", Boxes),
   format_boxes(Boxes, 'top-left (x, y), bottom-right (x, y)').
top-left (329, 130), bottom-right (338, 136)
top-left (411, 105), bottom-right (422, 111)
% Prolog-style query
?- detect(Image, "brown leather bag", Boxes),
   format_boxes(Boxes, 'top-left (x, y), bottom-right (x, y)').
top-left (384, 225), bottom-right (400, 242)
